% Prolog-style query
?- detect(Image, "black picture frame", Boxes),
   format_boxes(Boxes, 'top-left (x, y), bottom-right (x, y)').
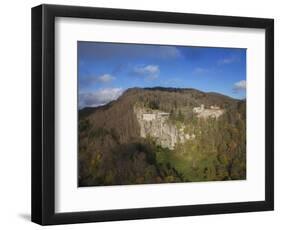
top-left (31, 4), bottom-right (274, 225)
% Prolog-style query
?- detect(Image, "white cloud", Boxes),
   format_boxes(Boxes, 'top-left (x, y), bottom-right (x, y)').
top-left (233, 80), bottom-right (246, 92)
top-left (97, 74), bottom-right (115, 83)
top-left (79, 88), bottom-right (123, 108)
top-left (132, 64), bottom-right (160, 80)
top-left (134, 65), bottom-right (159, 75)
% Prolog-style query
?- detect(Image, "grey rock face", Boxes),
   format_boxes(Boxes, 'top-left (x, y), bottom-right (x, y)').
top-left (134, 107), bottom-right (194, 150)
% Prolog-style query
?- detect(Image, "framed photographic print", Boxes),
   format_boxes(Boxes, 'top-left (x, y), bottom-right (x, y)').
top-left (31, 4), bottom-right (274, 225)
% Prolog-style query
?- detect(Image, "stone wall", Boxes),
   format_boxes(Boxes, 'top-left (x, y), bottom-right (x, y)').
top-left (142, 113), bottom-right (156, 121)
top-left (193, 104), bottom-right (224, 119)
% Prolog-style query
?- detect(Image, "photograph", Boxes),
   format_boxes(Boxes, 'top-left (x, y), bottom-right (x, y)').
top-left (78, 42), bottom-right (247, 187)
top-left (30, 4), bottom-right (274, 225)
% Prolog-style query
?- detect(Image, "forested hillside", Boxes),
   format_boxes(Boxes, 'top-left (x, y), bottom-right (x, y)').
top-left (78, 87), bottom-right (246, 186)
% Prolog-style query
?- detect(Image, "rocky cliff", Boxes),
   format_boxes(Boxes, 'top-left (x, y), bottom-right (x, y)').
top-left (134, 106), bottom-right (195, 149)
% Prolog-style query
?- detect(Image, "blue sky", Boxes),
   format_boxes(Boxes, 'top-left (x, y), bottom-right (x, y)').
top-left (78, 41), bottom-right (246, 108)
